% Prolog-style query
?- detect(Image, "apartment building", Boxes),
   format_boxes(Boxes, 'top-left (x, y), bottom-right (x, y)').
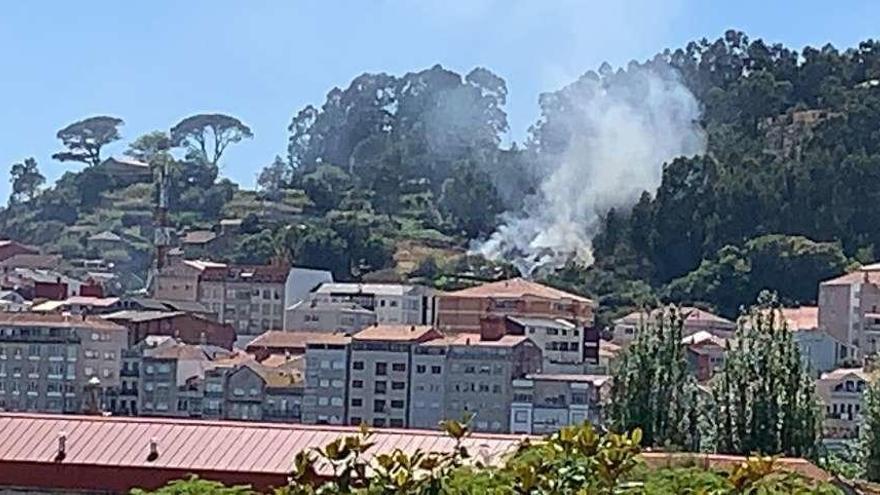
top-left (816, 367), bottom-right (871, 442)
top-left (199, 264), bottom-right (289, 336)
top-left (346, 324), bottom-right (442, 428)
top-left (313, 283), bottom-right (436, 325)
top-left (612, 306), bottom-right (735, 346)
top-left (138, 341), bottom-right (237, 417)
top-left (438, 334), bottom-right (542, 433)
top-left (758, 306), bottom-right (846, 375)
top-left (153, 259), bottom-right (292, 337)
top-left (0, 313), bottom-right (127, 414)
top-left (215, 363), bottom-right (303, 422)
top-left (819, 266), bottom-right (880, 359)
top-left (284, 299), bottom-right (376, 333)
top-left (302, 334), bottom-right (350, 425)
top-left (437, 278), bottom-right (597, 363)
top-left (509, 374), bottom-right (609, 435)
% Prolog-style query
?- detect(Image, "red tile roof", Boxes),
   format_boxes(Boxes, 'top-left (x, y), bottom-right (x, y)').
top-left (0, 413), bottom-right (527, 491)
top-left (353, 324), bottom-right (441, 342)
top-left (449, 278), bottom-right (592, 304)
top-left (245, 330), bottom-right (351, 351)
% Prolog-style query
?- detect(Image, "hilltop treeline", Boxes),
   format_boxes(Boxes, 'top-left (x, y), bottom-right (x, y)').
top-left (6, 30), bottom-right (880, 323)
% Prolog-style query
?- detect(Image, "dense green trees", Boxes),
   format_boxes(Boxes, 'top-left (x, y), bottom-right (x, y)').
top-left (8, 157), bottom-right (44, 206)
top-left (711, 295), bottom-right (820, 458)
top-left (862, 380), bottom-right (880, 482)
top-left (609, 307), bottom-right (701, 450)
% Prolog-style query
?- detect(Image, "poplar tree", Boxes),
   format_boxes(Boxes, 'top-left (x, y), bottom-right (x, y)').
top-left (609, 306), bottom-right (702, 450)
top-left (712, 292), bottom-right (820, 457)
top-left (862, 379), bottom-right (880, 481)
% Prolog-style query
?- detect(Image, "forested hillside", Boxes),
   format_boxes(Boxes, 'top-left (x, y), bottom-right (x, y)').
top-left (6, 30), bottom-right (880, 326)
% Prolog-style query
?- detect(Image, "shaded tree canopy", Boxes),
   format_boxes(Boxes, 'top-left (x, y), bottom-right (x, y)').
top-left (170, 113), bottom-right (253, 168)
top-left (52, 115), bottom-right (124, 166)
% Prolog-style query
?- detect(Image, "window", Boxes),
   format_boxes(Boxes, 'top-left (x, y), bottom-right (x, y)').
top-left (416, 365), bottom-right (426, 374)
top-left (373, 399), bottom-right (386, 413)
top-left (389, 418), bottom-right (404, 428)
top-left (431, 366), bottom-right (442, 374)
top-left (392, 363), bottom-right (406, 372)
top-left (84, 367), bottom-right (95, 377)
top-left (351, 398), bottom-right (363, 407)
top-left (390, 400), bottom-right (404, 409)
top-left (352, 380), bottom-right (363, 389)
top-left (464, 365), bottom-right (476, 374)
top-left (103, 351), bottom-right (116, 360)
top-left (331, 379), bottom-right (344, 388)
top-left (353, 361), bottom-right (364, 370)
top-left (350, 417), bottom-right (362, 426)
top-left (391, 381), bottom-right (405, 390)
top-left (375, 362), bottom-right (387, 375)
top-left (373, 418), bottom-right (386, 427)
top-left (375, 381), bottom-right (387, 394)
top-left (389, 300), bottom-right (398, 308)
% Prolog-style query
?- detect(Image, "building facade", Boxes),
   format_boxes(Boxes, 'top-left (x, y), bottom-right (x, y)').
top-left (302, 335), bottom-right (350, 425)
top-left (346, 325), bottom-right (442, 428)
top-left (0, 314), bottom-right (127, 414)
top-left (816, 367), bottom-right (871, 442)
top-left (284, 299), bottom-right (376, 333)
top-left (313, 283), bottom-right (436, 325)
top-left (818, 267), bottom-right (880, 359)
top-left (509, 374), bottom-right (609, 435)
top-left (612, 306), bottom-right (735, 347)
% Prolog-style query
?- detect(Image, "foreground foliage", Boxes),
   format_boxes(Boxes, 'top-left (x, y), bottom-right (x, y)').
top-left (134, 422), bottom-right (841, 494)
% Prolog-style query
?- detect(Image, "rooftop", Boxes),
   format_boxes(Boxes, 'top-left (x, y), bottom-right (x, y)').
top-left (524, 373), bottom-right (611, 385)
top-left (200, 263), bottom-right (290, 283)
top-left (821, 267), bottom-right (880, 286)
top-left (246, 330), bottom-right (351, 350)
top-left (616, 306), bottom-right (734, 328)
top-left (0, 253), bottom-right (61, 269)
top-left (0, 312), bottom-right (124, 331)
top-left (682, 330), bottom-right (728, 347)
top-left (447, 332), bottom-right (531, 347)
top-left (448, 278), bottom-right (592, 304)
top-left (508, 316), bottom-right (576, 329)
top-left (88, 231), bottom-right (124, 243)
top-left (315, 282), bottom-right (425, 297)
top-left (102, 310), bottom-right (187, 323)
top-left (819, 367), bottom-right (873, 382)
top-left (287, 299), bottom-right (375, 314)
top-left (0, 413), bottom-right (526, 491)
top-left (353, 324), bottom-right (440, 342)
top-left (182, 230), bottom-right (217, 245)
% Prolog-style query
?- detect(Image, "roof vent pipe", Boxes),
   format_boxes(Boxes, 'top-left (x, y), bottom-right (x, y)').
top-left (55, 432), bottom-right (67, 462)
top-left (147, 438), bottom-right (159, 462)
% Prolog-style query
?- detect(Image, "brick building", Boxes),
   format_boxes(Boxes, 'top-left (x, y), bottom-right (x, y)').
top-left (103, 310), bottom-right (236, 350)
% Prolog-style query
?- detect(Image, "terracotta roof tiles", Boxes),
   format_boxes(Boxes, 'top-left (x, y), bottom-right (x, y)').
top-left (449, 278), bottom-right (592, 304)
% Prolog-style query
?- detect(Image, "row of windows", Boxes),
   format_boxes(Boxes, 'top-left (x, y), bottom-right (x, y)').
top-left (528, 327), bottom-right (580, 337)
top-left (350, 380), bottom-right (405, 392)
top-left (414, 365), bottom-right (442, 374)
top-left (351, 362), bottom-right (406, 374)
top-left (349, 417), bottom-right (405, 428)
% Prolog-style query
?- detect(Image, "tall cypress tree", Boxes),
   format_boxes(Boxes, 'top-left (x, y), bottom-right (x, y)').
top-left (712, 292), bottom-right (820, 457)
top-left (862, 379), bottom-right (880, 481)
top-left (609, 306), bottom-right (701, 450)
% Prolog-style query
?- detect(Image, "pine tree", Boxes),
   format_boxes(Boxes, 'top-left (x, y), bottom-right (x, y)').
top-left (712, 292), bottom-right (820, 457)
top-left (862, 379), bottom-right (880, 481)
top-left (609, 306), bottom-right (702, 450)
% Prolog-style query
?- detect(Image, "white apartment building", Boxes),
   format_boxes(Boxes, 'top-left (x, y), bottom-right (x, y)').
top-left (312, 283), bottom-right (436, 325)
top-left (510, 374), bottom-right (609, 435)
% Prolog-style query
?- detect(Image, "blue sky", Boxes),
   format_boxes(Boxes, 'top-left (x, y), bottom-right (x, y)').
top-left (1, 1), bottom-right (879, 201)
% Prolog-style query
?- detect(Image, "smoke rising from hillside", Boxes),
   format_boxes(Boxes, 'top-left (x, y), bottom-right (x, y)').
top-left (477, 64), bottom-right (705, 275)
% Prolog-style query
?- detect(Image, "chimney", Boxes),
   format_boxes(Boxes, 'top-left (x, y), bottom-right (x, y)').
top-left (199, 331), bottom-right (207, 345)
top-left (479, 315), bottom-right (507, 341)
top-left (410, 325), bottom-right (415, 332)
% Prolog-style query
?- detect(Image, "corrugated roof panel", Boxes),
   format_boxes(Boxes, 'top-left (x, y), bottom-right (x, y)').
top-left (0, 414), bottom-right (528, 477)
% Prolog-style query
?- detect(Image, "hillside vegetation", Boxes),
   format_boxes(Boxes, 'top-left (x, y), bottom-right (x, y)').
top-left (5, 30), bottom-right (880, 324)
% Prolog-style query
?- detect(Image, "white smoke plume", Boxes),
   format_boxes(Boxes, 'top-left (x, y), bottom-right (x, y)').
top-left (477, 64), bottom-right (705, 276)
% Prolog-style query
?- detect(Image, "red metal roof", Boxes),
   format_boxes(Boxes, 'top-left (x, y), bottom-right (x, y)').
top-left (0, 413), bottom-right (527, 491)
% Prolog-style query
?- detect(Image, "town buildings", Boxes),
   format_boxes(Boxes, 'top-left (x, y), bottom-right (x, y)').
top-left (346, 324), bottom-right (442, 428)
top-left (0, 313), bottom-right (127, 414)
top-left (283, 267), bottom-right (334, 328)
top-left (612, 306), bottom-right (735, 346)
top-left (103, 310), bottom-right (236, 350)
top-left (816, 367), bottom-right (871, 443)
top-left (284, 299), bottom-right (376, 333)
top-left (301, 334), bottom-right (351, 425)
top-left (313, 282), bottom-right (436, 325)
top-left (153, 259), bottom-right (291, 337)
top-left (509, 373), bottom-right (609, 435)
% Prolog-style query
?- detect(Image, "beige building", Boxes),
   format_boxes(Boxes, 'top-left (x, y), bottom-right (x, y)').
top-left (612, 306), bottom-right (735, 346)
top-left (346, 324), bottom-right (442, 428)
top-left (816, 367), bottom-right (871, 442)
top-left (818, 266), bottom-right (880, 359)
top-left (153, 259), bottom-right (290, 336)
top-left (0, 313), bottom-right (127, 414)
